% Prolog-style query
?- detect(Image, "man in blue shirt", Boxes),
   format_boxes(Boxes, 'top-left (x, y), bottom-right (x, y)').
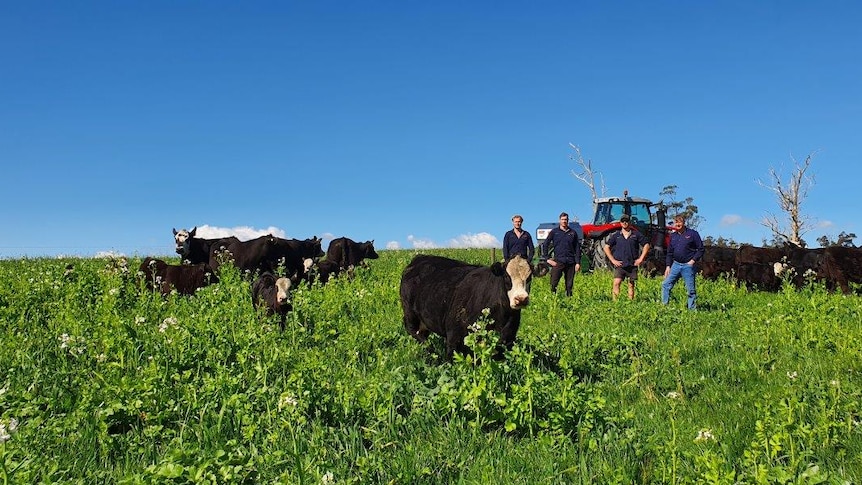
top-left (603, 214), bottom-right (651, 300)
top-left (503, 214), bottom-right (535, 263)
top-left (662, 214), bottom-right (704, 310)
top-left (542, 212), bottom-right (581, 297)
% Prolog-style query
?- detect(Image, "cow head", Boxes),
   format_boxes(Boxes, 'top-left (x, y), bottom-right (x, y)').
top-left (362, 240), bottom-right (380, 260)
top-left (173, 227), bottom-right (196, 255)
top-left (503, 255), bottom-right (532, 309)
top-left (275, 276), bottom-right (293, 310)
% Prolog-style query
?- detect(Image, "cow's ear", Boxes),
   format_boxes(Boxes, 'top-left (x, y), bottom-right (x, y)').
top-left (173, 228), bottom-right (178, 235)
top-left (190, 227), bottom-right (197, 237)
top-left (490, 261), bottom-right (505, 276)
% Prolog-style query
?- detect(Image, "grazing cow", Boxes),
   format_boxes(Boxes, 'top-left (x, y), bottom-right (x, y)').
top-left (735, 245), bottom-right (787, 291)
top-left (139, 257), bottom-right (218, 296)
top-left (173, 227), bottom-right (239, 265)
top-left (274, 237), bottom-right (325, 281)
top-left (818, 246), bottom-right (862, 294)
top-left (209, 235), bottom-right (323, 281)
top-left (700, 246), bottom-right (738, 281)
top-left (400, 254), bottom-right (533, 360)
top-left (252, 272), bottom-right (293, 330)
top-left (304, 259), bottom-right (347, 286)
top-left (326, 237), bottom-right (379, 271)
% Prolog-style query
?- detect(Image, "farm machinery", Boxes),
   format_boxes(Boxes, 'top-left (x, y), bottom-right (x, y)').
top-left (536, 191), bottom-right (670, 273)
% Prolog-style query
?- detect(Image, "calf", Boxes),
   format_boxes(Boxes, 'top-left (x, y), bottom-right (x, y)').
top-left (400, 254), bottom-right (533, 360)
top-left (251, 272), bottom-right (294, 330)
top-left (139, 257), bottom-right (218, 296)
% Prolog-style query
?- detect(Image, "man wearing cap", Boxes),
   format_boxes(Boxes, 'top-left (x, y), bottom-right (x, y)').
top-left (603, 214), bottom-right (651, 300)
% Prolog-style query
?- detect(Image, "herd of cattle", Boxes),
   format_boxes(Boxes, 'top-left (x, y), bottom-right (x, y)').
top-left (138, 227), bottom-right (379, 330)
top-left (136, 229), bottom-right (861, 361)
top-left (695, 244), bottom-right (862, 295)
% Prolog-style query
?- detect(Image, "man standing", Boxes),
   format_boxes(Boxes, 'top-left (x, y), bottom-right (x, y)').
top-left (661, 214), bottom-right (704, 310)
top-left (502, 214), bottom-right (535, 263)
top-left (542, 212), bottom-right (581, 297)
top-left (603, 214), bottom-right (651, 300)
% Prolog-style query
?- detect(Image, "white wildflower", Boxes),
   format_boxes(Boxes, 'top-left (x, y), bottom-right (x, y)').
top-left (109, 288), bottom-right (119, 296)
top-left (666, 391), bottom-right (681, 400)
top-left (59, 333), bottom-right (71, 349)
top-left (694, 428), bottom-right (715, 442)
top-left (321, 471), bottom-right (335, 485)
top-left (468, 321), bottom-right (481, 333)
top-left (787, 371), bottom-right (798, 381)
top-left (279, 394), bottom-right (298, 409)
top-left (135, 316), bottom-right (146, 325)
top-left (830, 379), bottom-right (840, 387)
top-left (481, 307), bottom-right (491, 317)
top-left (97, 353), bottom-right (107, 363)
top-left (0, 418), bottom-right (18, 443)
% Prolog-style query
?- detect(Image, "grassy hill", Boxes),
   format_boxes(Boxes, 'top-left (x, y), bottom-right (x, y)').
top-left (1, 249), bottom-right (860, 483)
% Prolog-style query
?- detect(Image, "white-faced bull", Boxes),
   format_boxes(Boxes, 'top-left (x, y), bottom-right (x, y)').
top-left (399, 254), bottom-right (534, 360)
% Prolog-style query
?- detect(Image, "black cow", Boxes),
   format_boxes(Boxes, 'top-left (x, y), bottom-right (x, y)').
top-left (817, 246), bottom-right (862, 294)
top-left (700, 246), bottom-right (738, 281)
top-left (400, 254), bottom-right (533, 360)
top-left (326, 237), bottom-right (379, 271)
top-left (304, 259), bottom-right (345, 286)
top-left (210, 235), bottom-right (324, 281)
top-left (252, 272), bottom-right (294, 330)
top-left (173, 227), bottom-right (239, 265)
top-left (275, 236), bottom-right (325, 281)
top-left (139, 257), bottom-right (218, 296)
top-left (735, 245), bottom-right (787, 291)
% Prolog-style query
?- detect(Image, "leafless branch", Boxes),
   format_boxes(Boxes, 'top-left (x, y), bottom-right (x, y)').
top-left (756, 152), bottom-right (816, 247)
top-left (569, 143), bottom-right (606, 200)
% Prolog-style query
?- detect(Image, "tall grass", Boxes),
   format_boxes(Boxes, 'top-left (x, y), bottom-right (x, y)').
top-left (0, 249), bottom-right (860, 483)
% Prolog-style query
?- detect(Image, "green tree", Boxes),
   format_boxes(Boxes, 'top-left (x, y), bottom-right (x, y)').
top-left (659, 185), bottom-right (703, 230)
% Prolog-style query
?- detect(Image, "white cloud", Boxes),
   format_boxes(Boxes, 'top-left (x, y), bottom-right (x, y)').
top-left (386, 240), bottom-right (401, 250)
top-left (817, 220), bottom-right (833, 229)
top-left (407, 235), bottom-right (437, 249)
top-left (447, 232), bottom-right (500, 249)
top-left (195, 224), bottom-right (286, 241)
top-left (720, 215), bottom-right (743, 226)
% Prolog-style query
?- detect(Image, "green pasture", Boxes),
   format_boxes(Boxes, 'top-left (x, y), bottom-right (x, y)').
top-left (0, 249), bottom-right (860, 483)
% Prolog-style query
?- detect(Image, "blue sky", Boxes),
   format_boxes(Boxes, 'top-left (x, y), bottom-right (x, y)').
top-left (2, 1), bottom-right (860, 258)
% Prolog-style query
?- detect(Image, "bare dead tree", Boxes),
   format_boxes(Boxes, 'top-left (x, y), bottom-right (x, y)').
top-left (756, 152), bottom-right (816, 247)
top-left (569, 143), bottom-right (607, 202)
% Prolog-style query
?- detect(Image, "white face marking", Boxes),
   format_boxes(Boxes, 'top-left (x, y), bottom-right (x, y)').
top-left (275, 277), bottom-right (292, 305)
top-left (505, 256), bottom-right (531, 309)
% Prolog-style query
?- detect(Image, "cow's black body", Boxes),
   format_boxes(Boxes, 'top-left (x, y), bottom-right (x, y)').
top-left (399, 255), bottom-right (532, 360)
top-left (139, 257), bottom-right (218, 296)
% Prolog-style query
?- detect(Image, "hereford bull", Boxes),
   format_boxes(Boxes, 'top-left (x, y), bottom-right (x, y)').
top-left (400, 254), bottom-right (533, 360)
top-left (139, 257), bottom-right (218, 296)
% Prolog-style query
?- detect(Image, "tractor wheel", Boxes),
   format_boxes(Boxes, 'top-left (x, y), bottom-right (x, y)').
top-left (590, 239), bottom-right (610, 271)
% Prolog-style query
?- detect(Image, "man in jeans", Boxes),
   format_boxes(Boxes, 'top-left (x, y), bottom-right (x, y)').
top-left (662, 214), bottom-right (704, 310)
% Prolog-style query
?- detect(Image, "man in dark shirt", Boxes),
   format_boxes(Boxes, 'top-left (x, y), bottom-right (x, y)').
top-left (503, 214), bottom-right (535, 292)
top-left (661, 214), bottom-right (704, 310)
top-left (603, 214), bottom-right (651, 300)
top-left (503, 214), bottom-right (535, 263)
top-left (542, 212), bottom-right (581, 297)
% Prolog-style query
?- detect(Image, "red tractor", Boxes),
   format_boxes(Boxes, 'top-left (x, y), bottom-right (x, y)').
top-left (581, 191), bottom-right (670, 272)
top-left (536, 190), bottom-right (670, 274)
